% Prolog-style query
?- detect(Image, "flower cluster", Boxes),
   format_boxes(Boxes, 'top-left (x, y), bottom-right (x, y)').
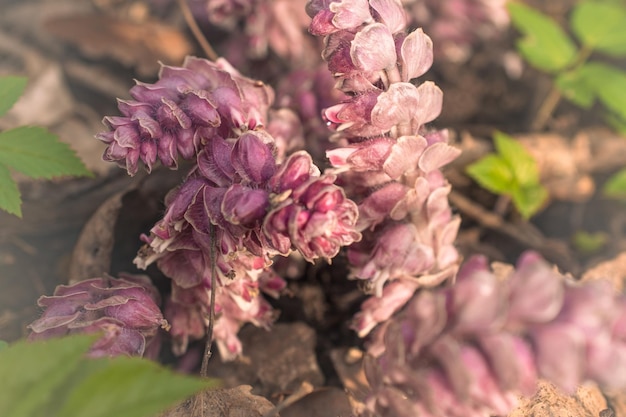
top-left (28, 274), bottom-right (167, 358)
top-left (106, 57), bottom-right (361, 359)
top-left (97, 57), bottom-right (273, 175)
top-left (203, 0), bottom-right (315, 63)
top-left (401, 0), bottom-right (509, 62)
top-left (135, 136), bottom-right (360, 358)
top-left (307, 0), bottom-right (461, 336)
top-left (362, 252), bottom-right (626, 417)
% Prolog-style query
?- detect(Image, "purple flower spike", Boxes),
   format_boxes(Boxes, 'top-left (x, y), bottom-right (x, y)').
top-left (362, 252), bottom-right (626, 417)
top-left (28, 274), bottom-right (167, 358)
top-left (98, 57), bottom-right (275, 175)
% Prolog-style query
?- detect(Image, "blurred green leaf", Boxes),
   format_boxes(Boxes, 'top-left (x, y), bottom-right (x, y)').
top-left (508, 2), bottom-right (578, 72)
top-left (511, 183), bottom-right (549, 219)
top-left (493, 131), bottom-right (540, 186)
top-left (0, 335), bottom-right (217, 417)
top-left (0, 76), bottom-right (27, 118)
top-left (58, 356), bottom-right (214, 417)
top-left (605, 112), bottom-right (626, 135)
top-left (576, 62), bottom-right (626, 121)
top-left (0, 163), bottom-right (21, 217)
top-left (468, 132), bottom-right (548, 219)
top-left (555, 68), bottom-right (596, 108)
top-left (466, 154), bottom-right (514, 194)
top-left (572, 230), bottom-right (608, 254)
top-left (0, 341), bottom-right (8, 351)
top-left (604, 167), bottom-right (626, 200)
top-left (0, 335), bottom-right (96, 417)
top-left (571, 1), bottom-right (626, 56)
top-left (0, 126), bottom-right (92, 180)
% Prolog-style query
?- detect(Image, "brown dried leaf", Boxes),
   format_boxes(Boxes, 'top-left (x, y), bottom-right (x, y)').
top-left (162, 385), bottom-right (275, 417)
top-left (44, 14), bottom-right (193, 76)
top-left (581, 252), bottom-right (626, 293)
top-left (508, 380), bottom-right (608, 417)
top-left (68, 189), bottom-right (126, 284)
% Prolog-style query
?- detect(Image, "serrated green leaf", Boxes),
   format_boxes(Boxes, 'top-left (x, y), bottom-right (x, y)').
top-left (511, 183), bottom-right (549, 219)
top-left (0, 76), bottom-right (27, 118)
top-left (0, 126), bottom-right (92, 179)
top-left (493, 131), bottom-right (541, 186)
top-left (507, 2), bottom-right (578, 72)
top-left (0, 334), bottom-right (97, 417)
top-left (0, 163), bottom-right (22, 217)
top-left (603, 167), bottom-right (626, 200)
top-left (577, 62), bottom-right (626, 120)
top-left (58, 356), bottom-right (216, 417)
top-left (555, 69), bottom-right (596, 108)
top-left (571, 1), bottom-right (626, 56)
top-left (466, 154), bottom-right (514, 194)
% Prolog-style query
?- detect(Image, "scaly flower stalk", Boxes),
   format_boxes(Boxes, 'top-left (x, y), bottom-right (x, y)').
top-left (307, 0), bottom-right (461, 336)
top-left (362, 252), bottom-right (626, 417)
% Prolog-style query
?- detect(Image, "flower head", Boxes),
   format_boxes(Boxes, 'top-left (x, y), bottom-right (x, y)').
top-left (28, 274), bottom-right (167, 358)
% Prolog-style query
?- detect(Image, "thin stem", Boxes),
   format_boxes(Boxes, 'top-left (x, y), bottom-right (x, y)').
top-left (530, 45), bottom-right (594, 131)
top-left (176, 0), bottom-right (219, 61)
top-left (200, 224), bottom-right (217, 378)
top-left (530, 83), bottom-right (562, 131)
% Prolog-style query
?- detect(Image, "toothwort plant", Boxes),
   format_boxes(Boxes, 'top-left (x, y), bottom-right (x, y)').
top-left (26, 1), bottom-right (626, 416)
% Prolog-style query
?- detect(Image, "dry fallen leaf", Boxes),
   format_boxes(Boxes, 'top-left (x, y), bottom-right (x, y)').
top-left (44, 13), bottom-right (193, 76)
top-left (507, 380), bottom-right (608, 417)
top-left (161, 385), bottom-right (275, 417)
top-left (581, 251), bottom-right (626, 293)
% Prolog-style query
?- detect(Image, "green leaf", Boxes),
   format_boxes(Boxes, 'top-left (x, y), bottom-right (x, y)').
top-left (0, 163), bottom-right (21, 217)
top-left (493, 131), bottom-right (540, 186)
top-left (555, 68), bottom-right (596, 108)
top-left (0, 334), bottom-right (217, 417)
top-left (507, 2), bottom-right (578, 72)
top-left (572, 230), bottom-right (608, 254)
top-left (58, 356), bottom-right (215, 417)
top-left (603, 167), bottom-right (626, 200)
top-left (0, 126), bottom-right (92, 179)
top-left (577, 62), bottom-right (626, 120)
top-left (605, 112), bottom-right (626, 135)
top-left (0, 76), bottom-right (27, 118)
top-left (466, 154), bottom-right (514, 194)
top-left (511, 183), bottom-right (549, 219)
top-left (571, 1), bottom-right (626, 56)
top-left (0, 334), bottom-right (97, 417)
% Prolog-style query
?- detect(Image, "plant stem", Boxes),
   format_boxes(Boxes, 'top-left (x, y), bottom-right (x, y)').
top-left (530, 45), bottom-right (594, 131)
top-left (200, 224), bottom-right (217, 378)
top-left (177, 0), bottom-right (218, 61)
